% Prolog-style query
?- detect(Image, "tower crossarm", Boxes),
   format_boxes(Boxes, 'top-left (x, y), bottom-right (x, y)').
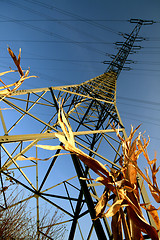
top-left (105, 19), bottom-right (145, 77)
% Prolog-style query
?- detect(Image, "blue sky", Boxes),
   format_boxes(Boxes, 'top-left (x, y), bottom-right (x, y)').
top-left (0, 0), bottom-right (160, 238)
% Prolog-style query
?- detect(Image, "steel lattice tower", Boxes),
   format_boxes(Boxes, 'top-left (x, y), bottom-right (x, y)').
top-left (0, 19), bottom-right (156, 239)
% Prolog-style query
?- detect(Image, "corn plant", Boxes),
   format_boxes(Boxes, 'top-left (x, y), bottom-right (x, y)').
top-left (37, 102), bottom-right (160, 240)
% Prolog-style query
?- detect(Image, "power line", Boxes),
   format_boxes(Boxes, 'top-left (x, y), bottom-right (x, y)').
top-left (6, 0), bottom-right (121, 40)
top-left (0, 39), bottom-right (113, 44)
top-left (121, 110), bottom-right (160, 123)
top-left (146, 38), bottom-right (160, 41)
top-left (120, 114), bottom-right (160, 141)
top-left (2, 54), bottom-right (160, 72)
top-left (117, 96), bottom-right (160, 106)
top-left (3, 0), bottom-right (116, 56)
top-left (0, 19), bottom-right (128, 22)
top-left (121, 112), bottom-right (160, 129)
top-left (2, 55), bottom-right (160, 69)
top-left (26, 0), bottom-right (122, 35)
top-left (133, 61), bottom-right (160, 65)
top-left (117, 101), bottom-right (160, 112)
top-left (137, 51), bottom-right (160, 54)
top-left (5, 1), bottom-right (160, 67)
top-left (133, 68), bottom-right (160, 72)
top-left (0, 14), bottom-right (107, 56)
top-left (141, 46), bottom-right (160, 49)
top-left (0, 56), bottom-right (101, 63)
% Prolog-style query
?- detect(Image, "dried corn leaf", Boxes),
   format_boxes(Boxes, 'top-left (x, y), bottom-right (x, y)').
top-left (115, 179), bottom-right (135, 191)
top-left (148, 185), bottom-right (160, 203)
top-left (111, 211), bottom-right (123, 240)
top-left (120, 192), bottom-right (159, 240)
top-left (58, 102), bottom-right (75, 147)
top-left (148, 158), bottom-right (157, 166)
top-left (115, 127), bottom-right (159, 194)
top-left (141, 204), bottom-right (160, 231)
top-left (0, 68), bottom-right (37, 98)
top-left (94, 189), bottom-right (110, 219)
top-left (56, 118), bottom-right (114, 179)
top-left (127, 207), bottom-right (143, 240)
top-left (111, 124), bottom-right (124, 142)
top-left (0, 89), bottom-right (11, 95)
top-left (16, 155), bottom-right (53, 161)
top-left (16, 156), bottom-right (39, 161)
top-left (36, 144), bottom-right (64, 151)
top-left (58, 106), bottom-right (70, 141)
top-left (104, 199), bottom-right (124, 218)
top-left (129, 207), bottom-right (158, 240)
top-left (77, 153), bottom-right (114, 181)
top-left (152, 164), bottom-right (160, 188)
top-left (8, 47), bottom-right (24, 76)
top-left (95, 176), bottom-right (116, 194)
top-left (18, 47), bottom-right (21, 65)
top-left (56, 109), bottom-right (114, 180)
top-left (143, 153), bottom-right (160, 202)
top-left (137, 138), bottom-right (150, 162)
top-left (0, 70), bottom-right (15, 77)
top-left (0, 83), bottom-right (13, 90)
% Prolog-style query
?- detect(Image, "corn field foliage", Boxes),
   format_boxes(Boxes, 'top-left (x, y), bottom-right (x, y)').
top-left (37, 102), bottom-right (160, 240)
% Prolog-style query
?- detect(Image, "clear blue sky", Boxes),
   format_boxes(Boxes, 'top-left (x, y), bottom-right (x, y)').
top-left (0, 0), bottom-right (160, 238)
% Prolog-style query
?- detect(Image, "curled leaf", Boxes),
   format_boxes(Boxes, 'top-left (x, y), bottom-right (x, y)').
top-left (104, 199), bottom-right (124, 218)
top-left (94, 189), bottom-right (110, 219)
top-left (58, 102), bottom-right (75, 147)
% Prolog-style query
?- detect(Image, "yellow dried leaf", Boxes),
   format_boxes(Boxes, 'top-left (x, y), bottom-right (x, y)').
top-left (141, 204), bottom-right (160, 230)
top-left (77, 154), bottom-right (114, 181)
top-left (122, 185), bottom-right (135, 192)
top-left (104, 199), bottom-right (124, 218)
top-left (55, 132), bottom-right (68, 145)
top-left (16, 155), bottom-right (53, 161)
top-left (60, 107), bottom-right (75, 142)
top-left (0, 70), bottom-right (15, 77)
top-left (95, 176), bottom-right (116, 193)
top-left (24, 69), bottom-right (30, 77)
top-left (0, 89), bottom-right (10, 95)
top-left (137, 138), bottom-right (150, 162)
top-left (148, 158), bottom-right (157, 166)
top-left (148, 185), bottom-right (160, 203)
top-left (58, 103), bottom-right (75, 147)
top-left (120, 192), bottom-right (159, 240)
top-left (36, 144), bottom-right (63, 151)
top-left (16, 156), bottom-right (38, 161)
top-left (95, 189), bottom-right (109, 218)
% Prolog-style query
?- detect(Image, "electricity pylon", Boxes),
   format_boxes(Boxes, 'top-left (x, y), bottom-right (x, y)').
top-left (0, 19), bottom-right (156, 239)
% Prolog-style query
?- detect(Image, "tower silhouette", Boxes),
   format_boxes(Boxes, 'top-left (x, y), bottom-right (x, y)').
top-left (0, 19), bottom-right (156, 239)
